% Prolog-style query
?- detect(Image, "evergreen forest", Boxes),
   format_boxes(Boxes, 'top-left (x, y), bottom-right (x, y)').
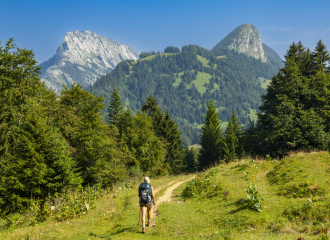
top-left (87, 44), bottom-right (283, 145)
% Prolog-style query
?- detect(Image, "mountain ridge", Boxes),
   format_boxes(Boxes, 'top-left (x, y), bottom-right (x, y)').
top-left (213, 24), bottom-right (267, 62)
top-left (39, 30), bottom-right (139, 92)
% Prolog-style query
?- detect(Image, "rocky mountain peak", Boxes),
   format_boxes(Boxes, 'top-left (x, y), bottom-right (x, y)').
top-left (39, 30), bottom-right (139, 92)
top-left (212, 24), bottom-right (266, 62)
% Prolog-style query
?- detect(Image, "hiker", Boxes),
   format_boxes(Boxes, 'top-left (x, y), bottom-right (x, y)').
top-left (139, 176), bottom-right (156, 233)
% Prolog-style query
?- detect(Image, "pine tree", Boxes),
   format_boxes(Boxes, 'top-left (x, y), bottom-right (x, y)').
top-left (141, 94), bottom-right (164, 136)
top-left (229, 110), bottom-right (244, 157)
top-left (0, 39), bottom-right (82, 214)
top-left (0, 99), bottom-right (81, 215)
top-left (107, 85), bottom-right (123, 126)
top-left (0, 38), bottom-right (44, 158)
top-left (142, 95), bottom-right (185, 174)
top-left (250, 41), bottom-right (330, 157)
top-left (120, 111), bottom-right (168, 176)
top-left (199, 99), bottom-right (223, 169)
top-left (141, 94), bottom-right (162, 118)
top-left (60, 84), bottom-right (126, 186)
top-left (223, 119), bottom-right (237, 162)
top-left (160, 110), bottom-right (185, 174)
top-left (313, 40), bottom-right (330, 73)
top-left (184, 147), bottom-right (199, 172)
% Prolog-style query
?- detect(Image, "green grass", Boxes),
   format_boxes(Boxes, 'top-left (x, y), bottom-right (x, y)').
top-left (191, 72), bottom-right (213, 94)
top-left (197, 55), bottom-right (218, 69)
top-left (155, 152), bottom-right (330, 239)
top-left (0, 175), bottom-right (188, 240)
top-left (3, 152), bottom-right (330, 239)
top-left (173, 71), bottom-right (213, 95)
top-left (248, 108), bottom-right (258, 122)
top-left (188, 144), bottom-right (201, 149)
top-left (197, 55), bottom-right (210, 67)
top-left (259, 77), bottom-right (272, 89)
top-left (173, 72), bottom-right (185, 87)
top-left (138, 53), bottom-right (177, 62)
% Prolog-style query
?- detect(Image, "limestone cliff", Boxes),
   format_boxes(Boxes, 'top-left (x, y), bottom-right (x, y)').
top-left (212, 24), bottom-right (267, 62)
top-left (39, 31), bottom-right (139, 92)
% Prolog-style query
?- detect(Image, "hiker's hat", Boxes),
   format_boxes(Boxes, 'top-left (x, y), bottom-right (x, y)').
top-left (144, 177), bottom-right (150, 183)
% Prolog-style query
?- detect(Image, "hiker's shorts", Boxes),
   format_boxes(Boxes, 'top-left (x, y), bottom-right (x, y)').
top-left (140, 201), bottom-right (153, 208)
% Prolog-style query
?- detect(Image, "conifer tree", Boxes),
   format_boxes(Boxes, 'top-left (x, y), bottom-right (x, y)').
top-left (0, 103), bottom-right (81, 214)
top-left (107, 85), bottom-right (123, 126)
top-left (223, 118), bottom-right (237, 162)
top-left (229, 110), bottom-right (244, 157)
top-left (117, 109), bottom-right (135, 137)
top-left (0, 38), bottom-right (44, 158)
top-left (161, 110), bottom-right (185, 174)
top-left (141, 94), bottom-right (164, 135)
top-left (184, 147), bottom-right (199, 172)
top-left (250, 41), bottom-right (330, 157)
top-left (142, 95), bottom-right (185, 174)
top-left (120, 111), bottom-right (168, 176)
top-left (60, 84), bottom-right (126, 186)
top-left (313, 40), bottom-right (330, 72)
top-left (199, 99), bottom-right (223, 169)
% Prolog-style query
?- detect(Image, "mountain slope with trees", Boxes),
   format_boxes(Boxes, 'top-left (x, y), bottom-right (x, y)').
top-left (87, 43), bottom-right (282, 145)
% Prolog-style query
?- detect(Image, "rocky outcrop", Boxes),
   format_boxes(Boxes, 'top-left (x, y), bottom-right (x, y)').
top-left (39, 30), bottom-right (139, 92)
top-left (212, 24), bottom-right (266, 62)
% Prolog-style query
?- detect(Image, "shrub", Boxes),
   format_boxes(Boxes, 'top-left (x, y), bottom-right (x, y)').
top-left (241, 184), bottom-right (264, 212)
top-left (182, 168), bottom-right (223, 199)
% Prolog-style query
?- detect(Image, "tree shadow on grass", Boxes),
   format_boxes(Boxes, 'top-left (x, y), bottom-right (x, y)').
top-left (228, 199), bottom-right (249, 214)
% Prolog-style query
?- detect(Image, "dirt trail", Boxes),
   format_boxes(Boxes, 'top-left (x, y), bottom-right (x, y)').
top-left (153, 180), bottom-right (177, 195)
top-left (155, 177), bottom-right (193, 211)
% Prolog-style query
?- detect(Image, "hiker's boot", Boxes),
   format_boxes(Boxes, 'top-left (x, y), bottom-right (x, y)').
top-left (142, 227), bottom-right (146, 233)
top-left (148, 220), bottom-right (151, 227)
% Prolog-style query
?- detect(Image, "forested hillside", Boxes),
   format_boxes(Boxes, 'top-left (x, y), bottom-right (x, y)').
top-left (87, 45), bottom-right (282, 145)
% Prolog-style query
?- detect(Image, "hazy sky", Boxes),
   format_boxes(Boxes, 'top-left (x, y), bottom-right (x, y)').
top-left (1, 0), bottom-right (329, 63)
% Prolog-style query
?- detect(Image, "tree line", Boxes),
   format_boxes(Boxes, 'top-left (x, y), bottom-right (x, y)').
top-left (0, 39), bottom-right (189, 216)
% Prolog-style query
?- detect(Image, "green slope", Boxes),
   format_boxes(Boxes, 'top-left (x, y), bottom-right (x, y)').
top-left (4, 152), bottom-right (330, 239)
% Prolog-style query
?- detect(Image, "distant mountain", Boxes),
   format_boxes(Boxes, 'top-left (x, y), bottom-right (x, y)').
top-left (83, 24), bottom-right (284, 145)
top-left (212, 24), bottom-right (283, 68)
top-left (213, 24), bottom-right (266, 62)
top-left (39, 31), bottom-right (139, 92)
top-left (87, 45), bottom-right (281, 145)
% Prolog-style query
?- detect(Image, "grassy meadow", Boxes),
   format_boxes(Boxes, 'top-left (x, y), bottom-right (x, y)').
top-left (2, 151), bottom-right (330, 239)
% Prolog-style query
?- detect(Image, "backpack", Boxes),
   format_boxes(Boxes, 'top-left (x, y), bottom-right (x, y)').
top-left (139, 182), bottom-right (152, 203)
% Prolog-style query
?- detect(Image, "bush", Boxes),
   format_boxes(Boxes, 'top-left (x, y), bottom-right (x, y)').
top-left (182, 168), bottom-right (223, 199)
top-left (241, 184), bottom-right (264, 212)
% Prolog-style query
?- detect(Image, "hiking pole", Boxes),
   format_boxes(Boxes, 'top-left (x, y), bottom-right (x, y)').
top-left (138, 209), bottom-right (140, 226)
top-left (153, 203), bottom-right (156, 227)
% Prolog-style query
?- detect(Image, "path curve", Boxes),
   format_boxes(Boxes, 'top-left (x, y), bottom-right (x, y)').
top-left (153, 180), bottom-right (177, 195)
top-left (155, 177), bottom-right (193, 211)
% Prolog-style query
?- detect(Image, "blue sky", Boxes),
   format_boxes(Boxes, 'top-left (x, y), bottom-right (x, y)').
top-left (1, 0), bottom-right (329, 63)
